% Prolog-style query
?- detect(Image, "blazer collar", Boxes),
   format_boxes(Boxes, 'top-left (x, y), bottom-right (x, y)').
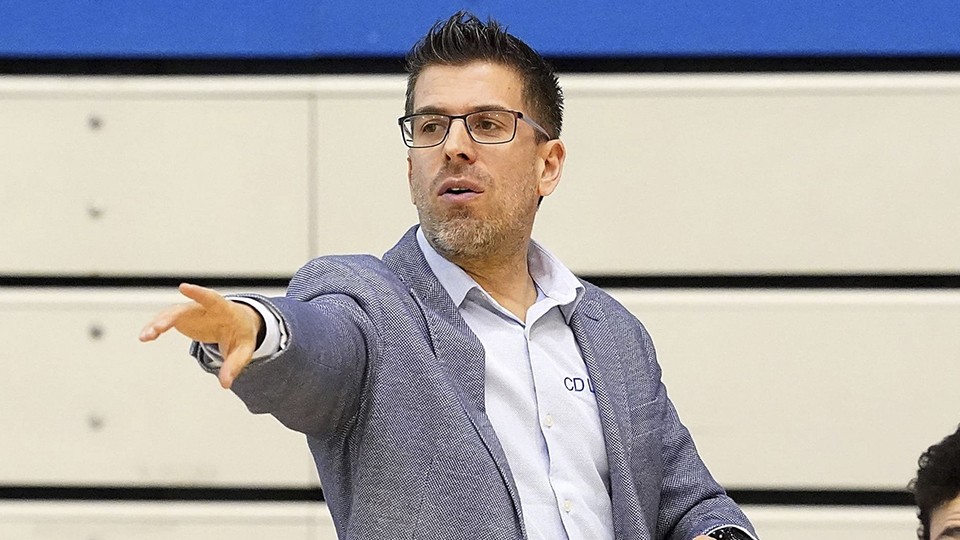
top-left (382, 226), bottom-right (486, 412)
top-left (569, 292), bottom-right (637, 540)
top-left (382, 226), bottom-right (526, 535)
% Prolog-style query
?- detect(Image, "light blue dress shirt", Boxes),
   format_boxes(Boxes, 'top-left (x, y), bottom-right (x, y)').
top-left (416, 229), bottom-right (614, 540)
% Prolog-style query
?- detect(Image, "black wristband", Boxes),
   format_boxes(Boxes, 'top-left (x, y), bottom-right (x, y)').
top-left (708, 526), bottom-right (753, 540)
top-left (255, 313), bottom-right (267, 348)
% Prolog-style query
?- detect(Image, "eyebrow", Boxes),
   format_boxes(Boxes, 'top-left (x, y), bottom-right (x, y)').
top-left (413, 104), bottom-right (513, 115)
top-left (937, 525), bottom-right (960, 539)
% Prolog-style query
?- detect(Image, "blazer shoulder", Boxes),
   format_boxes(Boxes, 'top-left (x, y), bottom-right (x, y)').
top-left (577, 278), bottom-right (655, 342)
top-left (287, 254), bottom-right (406, 303)
top-left (578, 278), bottom-right (638, 317)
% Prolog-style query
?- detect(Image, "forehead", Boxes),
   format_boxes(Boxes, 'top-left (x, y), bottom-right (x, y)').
top-left (932, 496), bottom-right (960, 539)
top-left (412, 61), bottom-right (525, 113)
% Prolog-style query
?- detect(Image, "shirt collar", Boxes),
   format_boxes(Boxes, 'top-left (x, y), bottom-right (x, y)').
top-left (416, 227), bottom-right (585, 323)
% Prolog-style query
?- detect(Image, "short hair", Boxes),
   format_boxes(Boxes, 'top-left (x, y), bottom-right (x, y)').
top-left (404, 11), bottom-right (563, 141)
top-left (910, 424), bottom-right (960, 540)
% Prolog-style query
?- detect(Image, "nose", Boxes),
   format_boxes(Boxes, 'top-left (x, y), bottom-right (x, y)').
top-left (442, 117), bottom-right (477, 163)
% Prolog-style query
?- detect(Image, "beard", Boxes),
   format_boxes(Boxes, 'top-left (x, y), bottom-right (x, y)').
top-left (412, 163), bottom-right (539, 261)
top-left (423, 211), bottom-right (502, 260)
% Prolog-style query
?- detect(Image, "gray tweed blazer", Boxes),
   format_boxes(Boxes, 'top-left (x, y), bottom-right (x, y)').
top-left (194, 226), bottom-right (756, 540)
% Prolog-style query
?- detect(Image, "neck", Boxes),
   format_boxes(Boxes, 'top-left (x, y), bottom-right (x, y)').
top-left (446, 239), bottom-right (538, 323)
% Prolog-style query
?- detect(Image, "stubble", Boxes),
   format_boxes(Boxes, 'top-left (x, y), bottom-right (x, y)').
top-left (413, 163), bottom-right (538, 263)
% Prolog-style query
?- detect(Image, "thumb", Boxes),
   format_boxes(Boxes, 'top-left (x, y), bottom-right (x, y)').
top-left (218, 340), bottom-right (256, 389)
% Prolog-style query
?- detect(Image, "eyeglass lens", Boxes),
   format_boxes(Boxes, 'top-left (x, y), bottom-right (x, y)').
top-left (403, 111), bottom-right (518, 147)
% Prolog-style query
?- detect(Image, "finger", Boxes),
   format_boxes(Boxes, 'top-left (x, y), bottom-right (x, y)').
top-left (178, 282), bottom-right (225, 310)
top-left (218, 341), bottom-right (256, 389)
top-left (139, 304), bottom-right (195, 342)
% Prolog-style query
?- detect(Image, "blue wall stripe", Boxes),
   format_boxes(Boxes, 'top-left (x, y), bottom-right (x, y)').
top-left (1, 1), bottom-right (959, 57)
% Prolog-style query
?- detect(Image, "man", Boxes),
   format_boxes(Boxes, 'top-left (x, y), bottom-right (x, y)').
top-left (140, 12), bottom-right (757, 540)
top-left (911, 424), bottom-right (960, 540)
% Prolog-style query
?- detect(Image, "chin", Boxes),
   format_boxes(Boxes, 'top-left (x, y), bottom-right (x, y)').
top-left (426, 217), bottom-right (500, 258)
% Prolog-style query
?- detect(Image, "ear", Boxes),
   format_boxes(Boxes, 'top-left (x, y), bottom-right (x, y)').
top-left (536, 139), bottom-right (566, 198)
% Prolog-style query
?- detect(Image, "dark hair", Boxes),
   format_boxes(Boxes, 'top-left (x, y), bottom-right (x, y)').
top-left (910, 423), bottom-right (960, 540)
top-left (404, 11), bottom-right (563, 141)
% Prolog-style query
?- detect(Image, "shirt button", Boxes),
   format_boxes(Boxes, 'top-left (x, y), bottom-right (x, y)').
top-left (544, 415), bottom-right (554, 428)
top-left (563, 499), bottom-right (572, 513)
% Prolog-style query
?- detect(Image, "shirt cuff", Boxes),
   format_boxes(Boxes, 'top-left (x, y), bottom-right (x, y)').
top-left (198, 296), bottom-right (286, 368)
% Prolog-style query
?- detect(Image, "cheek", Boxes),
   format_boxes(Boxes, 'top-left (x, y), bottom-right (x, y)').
top-left (409, 167), bottom-right (440, 206)
top-left (407, 161), bottom-right (429, 188)
top-left (409, 154), bottom-right (438, 181)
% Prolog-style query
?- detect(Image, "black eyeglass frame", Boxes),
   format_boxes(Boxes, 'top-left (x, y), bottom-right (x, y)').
top-left (397, 109), bottom-right (552, 148)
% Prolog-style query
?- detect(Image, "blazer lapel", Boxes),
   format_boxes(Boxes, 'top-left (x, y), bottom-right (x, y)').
top-left (382, 227), bottom-right (526, 534)
top-left (570, 293), bottom-right (636, 540)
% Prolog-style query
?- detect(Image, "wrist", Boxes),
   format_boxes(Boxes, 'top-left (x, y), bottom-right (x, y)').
top-left (237, 303), bottom-right (266, 348)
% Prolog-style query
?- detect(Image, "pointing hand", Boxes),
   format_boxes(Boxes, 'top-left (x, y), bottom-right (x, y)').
top-left (139, 283), bottom-right (263, 389)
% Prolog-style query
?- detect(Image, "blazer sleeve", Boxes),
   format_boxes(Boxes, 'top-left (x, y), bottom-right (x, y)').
top-left (191, 257), bottom-right (381, 439)
top-left (634, 323), bottom-right (758, 540)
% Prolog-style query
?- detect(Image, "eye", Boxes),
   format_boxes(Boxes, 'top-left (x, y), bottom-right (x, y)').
top-left (475, 119), bottom-right (498, 131)
top-left (410, 115), bottom-right (448, 136)
top-left (469, 113), bottom-right (509, 134)
top-left (418, 120), bottom-right (443, 134)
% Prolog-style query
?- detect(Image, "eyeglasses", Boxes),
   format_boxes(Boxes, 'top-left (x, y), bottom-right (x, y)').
top-left (398, 109), bottom-right (551, 148)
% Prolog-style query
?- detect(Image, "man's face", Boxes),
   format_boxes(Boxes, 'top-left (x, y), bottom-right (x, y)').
top-left (406, 61), bottom-right (563, 260)
top-left (931, 495), bottom-right (960, 539)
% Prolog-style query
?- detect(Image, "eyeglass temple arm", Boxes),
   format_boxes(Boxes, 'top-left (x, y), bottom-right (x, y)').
top-left (518, 113), bottom-right (551, 139)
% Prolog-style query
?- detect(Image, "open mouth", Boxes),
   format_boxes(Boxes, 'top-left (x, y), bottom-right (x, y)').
top-left (440, 187), bottom-right (481, 203)
top-left (437, 178), bottom-right (484, 199)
